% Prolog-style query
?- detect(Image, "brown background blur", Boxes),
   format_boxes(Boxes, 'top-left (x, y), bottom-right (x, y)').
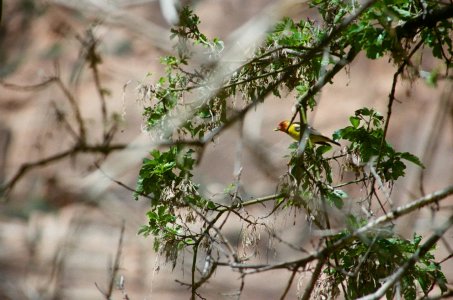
top-left (0, 0), bottom-right (452, 299)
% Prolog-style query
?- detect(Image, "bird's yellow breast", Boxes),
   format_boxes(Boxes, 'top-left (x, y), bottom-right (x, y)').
top-left (286, 125), bottom-right (301, 140)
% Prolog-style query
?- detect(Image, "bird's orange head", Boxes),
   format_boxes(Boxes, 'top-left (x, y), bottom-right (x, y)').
top-left (275, 120), bottom-right (290, 132)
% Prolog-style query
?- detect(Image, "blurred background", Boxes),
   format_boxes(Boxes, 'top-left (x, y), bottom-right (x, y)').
top-left (0, 0), bottom-right (452, 299)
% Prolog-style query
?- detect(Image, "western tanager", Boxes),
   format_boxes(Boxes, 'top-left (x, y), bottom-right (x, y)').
top-left (274, 120), bottom-right (340, 146)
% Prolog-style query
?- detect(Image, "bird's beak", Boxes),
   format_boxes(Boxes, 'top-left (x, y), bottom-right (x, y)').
top-left (274, 127), bottom-right (280, 131)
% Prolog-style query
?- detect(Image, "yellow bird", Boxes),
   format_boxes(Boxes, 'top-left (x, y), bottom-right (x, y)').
top-left (274, 120), bottom-right (340, 146)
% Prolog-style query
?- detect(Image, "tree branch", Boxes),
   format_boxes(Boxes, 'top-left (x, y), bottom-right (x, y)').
top-left (220, 185), bottom-right (453, 273)
top-left (357, 214), bottom-right (453, 300)
top-left (300, 258), bottom-right (326, 300)
top-left (1, 143), bottom-right (127, 197)
top-left (396, 5), bottom-right (453, 39)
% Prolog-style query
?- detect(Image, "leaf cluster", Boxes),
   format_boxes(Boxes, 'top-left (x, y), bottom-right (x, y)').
top-left (133, 1), bottom-right (452, 298)
top-left (331, 228), bottom-right (448, 299)
top-left (135, 146), bottom-right (214, 262)
top-left (335, 108), bottom-right (424, 181)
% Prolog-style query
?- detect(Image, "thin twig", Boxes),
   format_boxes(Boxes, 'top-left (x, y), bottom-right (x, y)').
top-left (84, 29), bottom-right (109, 141)
top-left (279, 267), bottom-right (299, 300)
top-left (95, 222), bottom-right (126, 299)
top-left (1, 143), bottom-right (127, 197)
top-left (300, 258), bottom-right (326, 300)
top-left (54, 77), bottom-right (87, 143)
top-left (218, 185), bottom-right (453, 273)
top-left (418, 289), bottom-right (453, 300)
top-left (107, 221), bottom-right (126, 298)
top-left (0, 77), bottom-right (58, 91)
top-left (217, 193), bottom-right (283, 212)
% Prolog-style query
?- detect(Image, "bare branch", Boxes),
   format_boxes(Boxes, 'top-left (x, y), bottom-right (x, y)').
top-left (1, 143), bottom-right (127, 197)
top-left (300, 258), bottom-right (326, 300)
top-left (279, 266), bottom-right (299, 300)
top-left (418, 289), bottom-right (453, 300)
top-left (96, 221), bottom-right (126, 299)
top-left (0, 77), bottom-right (58, 91)
top-left (54, 77), bottom-right (87, 143)
top-left (107, 222), bottom-right (126, 298)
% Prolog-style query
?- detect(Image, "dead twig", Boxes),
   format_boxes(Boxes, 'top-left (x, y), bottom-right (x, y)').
top-left (96, 221), bottom-right (126, 299)
top-left (1, 143), bottom-right (127, 198)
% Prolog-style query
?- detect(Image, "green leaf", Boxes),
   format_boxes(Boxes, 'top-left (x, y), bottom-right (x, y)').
top-left (400, 152), bottom-right (425, 168)
top-left (316, 144), bottom-right (333, 155)
top-left (391, 7), bottom-right (411, 19)
top-left (420, 70), bottom-right (438, 87)
top-left (436, 270), bottom-right (448, 293)
top-left (333, 189), bottom-right (348, 199)
top-left (355, 107), bottom-right (372, 116)
top-left (349, 116), bottom-right (361, 128)
top-left (412, 234), bottom-right (422, 247)
top-left (327, 190), bottom-right (344, 209)
top-left (345, 214), bottom-right (366, 229)
top-left (138, 225), bottom-right (151, 236)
